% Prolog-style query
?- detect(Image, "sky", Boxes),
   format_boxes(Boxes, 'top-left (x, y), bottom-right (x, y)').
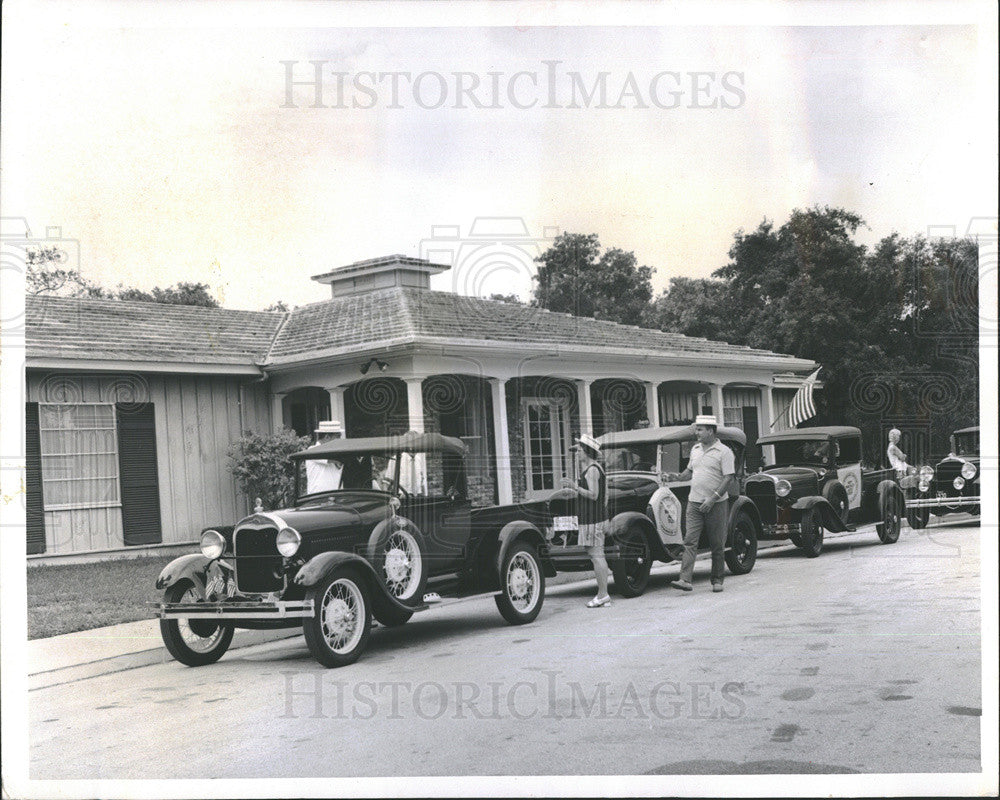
top-left (2, 1), bottom-right (996, 311)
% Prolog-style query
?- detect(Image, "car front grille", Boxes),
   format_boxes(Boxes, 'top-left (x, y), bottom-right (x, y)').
top-left (233, 525), bottom-right (283, 593)
top-left (744, 481), bottom-right (777, 524)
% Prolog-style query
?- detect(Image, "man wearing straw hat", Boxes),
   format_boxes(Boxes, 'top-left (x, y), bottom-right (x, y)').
top-left (664, 414), bottom-right (737, 593)
top-left (305, 420), bottom-right (344, 494)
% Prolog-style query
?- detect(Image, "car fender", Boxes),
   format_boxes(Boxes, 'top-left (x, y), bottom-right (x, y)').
top-left (792, 496), bottom-right (851, 532)
top-left (496, 520), bottom-right (555, 578)
top-left (877, 479), bottom-right (905, 510)
top-left (726, 497), bottom-right (762, 542)
top-left (608, 511), bottom-right (663, 560)
top-left (155, 553), bottom-right (214, 591)
top-left (294, 550), bottom-right (416, 621)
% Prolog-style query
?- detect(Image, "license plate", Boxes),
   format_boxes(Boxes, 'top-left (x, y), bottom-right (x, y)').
top-left (936, 491), bottom-right (947, 499)
top-left (553, 515), bottom-right (578, 531)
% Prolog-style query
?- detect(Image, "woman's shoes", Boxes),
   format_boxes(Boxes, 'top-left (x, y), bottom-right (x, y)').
top-left (586, 594), bottom-right (612, 608)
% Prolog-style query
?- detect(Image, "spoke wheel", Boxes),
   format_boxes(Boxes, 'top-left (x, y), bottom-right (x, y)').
top-left (303, 568), bottom-right (372, 668)
top-left (495, 541), bottom-right (545, 625)
top-left (159, 581), bottom-right (234, 667)
top-left (371, 522), bottom-right (427, 606)
top-left (823, 482), bottom-right (851, 527)
top-left (725, 510), bottom-right (758, 575)
top-left (611, 527), bottom-right (652, 597)
top-left (798, 507), bottom-right (824, 558)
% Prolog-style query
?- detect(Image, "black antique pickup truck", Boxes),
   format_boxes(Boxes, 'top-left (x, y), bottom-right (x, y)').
top-left (155, 432), bottom-right (555, 668)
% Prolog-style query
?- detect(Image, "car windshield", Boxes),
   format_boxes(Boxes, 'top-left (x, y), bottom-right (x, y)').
top-left (952, 431), bottom-right (979, 457)
top-left (769, 439), bottom-right (833, 467)
top-left (602, 441), bottom-right (690, 475)
top-left (296, 449), bottom-right (465, 502)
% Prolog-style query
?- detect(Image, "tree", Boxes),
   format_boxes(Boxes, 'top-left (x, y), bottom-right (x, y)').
top-left (486, 293), bottom-right (523, 304)
top-left (645, 277), bottom-right (729, 340)
top-left (532, 233), bottom-right (654, 324)
top-left (25, 246), bottom-right (103, 297)
top-left (264, 300), bottom-right (290, 312)
top-left (113, 281), bottom-right (220, 307)
top-left (228, 428), bottom-right (312, 512)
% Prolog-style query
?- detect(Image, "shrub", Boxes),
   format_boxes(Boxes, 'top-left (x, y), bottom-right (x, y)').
top-left (228, 428), bottom-right (311, 512)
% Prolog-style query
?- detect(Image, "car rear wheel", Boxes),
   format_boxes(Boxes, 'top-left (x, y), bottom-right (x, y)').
top-left (877, 492), bottom-right (902, 544)
top-left (905, 490), bottom-right (929, 529)
top-left (797, 507), bottom-right (824, 558)
top-left (611, 526), bottom-right (653, 597)
top-left (725, 509), bottom-right (758, 575)
top-left (159, 581), bottom-right (234, 667)
top-left (303, 567), bottom-right (372, 668)
top-left (495, 541), bottom-right (545, 625)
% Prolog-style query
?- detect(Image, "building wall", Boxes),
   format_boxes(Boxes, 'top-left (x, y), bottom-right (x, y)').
top-left (26, 370), bottom-right (271, 553)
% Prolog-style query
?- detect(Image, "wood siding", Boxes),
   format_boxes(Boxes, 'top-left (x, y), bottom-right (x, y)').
top-left (27, 371), bottom-right (271, 552)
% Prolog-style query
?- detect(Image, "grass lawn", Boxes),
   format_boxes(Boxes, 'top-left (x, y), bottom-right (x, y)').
top-left (27, 556), bottom-right (174, 640)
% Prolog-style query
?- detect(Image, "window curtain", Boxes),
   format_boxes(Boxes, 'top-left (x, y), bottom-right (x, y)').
top-left (39, 403), bottom-right (121, 510)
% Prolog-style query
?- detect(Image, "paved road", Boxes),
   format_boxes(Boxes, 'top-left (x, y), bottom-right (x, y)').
top-left (30, 523), bottom-right (982, 778)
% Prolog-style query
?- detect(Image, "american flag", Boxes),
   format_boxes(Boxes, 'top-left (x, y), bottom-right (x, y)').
top-left (787, 368), bottom-right (821, 428)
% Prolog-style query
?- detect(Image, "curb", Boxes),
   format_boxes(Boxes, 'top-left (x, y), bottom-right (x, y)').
top-left (28, 627), bottom-right (300, 691)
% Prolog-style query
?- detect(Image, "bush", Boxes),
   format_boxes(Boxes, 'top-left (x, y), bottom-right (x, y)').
top-left (228, 428), bottom-right (311, 512)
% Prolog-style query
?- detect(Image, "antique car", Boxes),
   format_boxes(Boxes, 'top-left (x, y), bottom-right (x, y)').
top-left (902, 426), bottom-right (981, 529)
top-left (155, 431), bottom-right (554, 668)
top-left (543, 425), bottom-right (762, 596)
top-left (745, 426), bottom-right (905, 557)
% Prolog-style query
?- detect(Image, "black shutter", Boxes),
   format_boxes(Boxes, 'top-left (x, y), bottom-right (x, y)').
top-left (116, 403), bottom-right (162, 546)
top-left (25, 403), bottom-right (46, 554)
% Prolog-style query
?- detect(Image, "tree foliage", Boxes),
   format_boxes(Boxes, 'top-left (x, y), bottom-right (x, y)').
top-left (110, 281), bottom-right (220, 307)
top-left (647, 207), bottom-right (979, 460)
top-left (532, 233), bottom-right (654, 324)
top-left (228, 428), bottom-right (312, 512)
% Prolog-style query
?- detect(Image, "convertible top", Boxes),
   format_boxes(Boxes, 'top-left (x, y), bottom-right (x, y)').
top-left (291, 430), bottom-right (468, 460)
top-left (598, 424), bottom-right (746, 448)
top-left (756, 425), bottom-right (860, 445)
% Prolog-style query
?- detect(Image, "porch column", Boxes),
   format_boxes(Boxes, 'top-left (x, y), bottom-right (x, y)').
top-left (710, 383), bottom-right (725, 419)
top-left (760, 384), bottom-right (775, 432)
top-left (489, 379), bottom-right (514, 505)
top-left (270, 391), bottom-right (286, 432)
top-left (644, 382), bottom-right (660, 427)
top-left (325, 385), bottom-right (346, 430)
top-left (576, 379), bottom-right (594, 437)
top-left (404, 378), bottom-right (425, 432)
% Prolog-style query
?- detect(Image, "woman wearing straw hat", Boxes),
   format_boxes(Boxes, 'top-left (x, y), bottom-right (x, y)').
top-left (560, 433), bottom-right (611, 608)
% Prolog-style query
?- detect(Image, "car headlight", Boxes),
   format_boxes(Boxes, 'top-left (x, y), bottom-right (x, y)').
top-left (953, 476), bottom-right (965, 490)
top-left (918, 479), bottom-right (930, 492)
top-left (200, 529), bottom-right (225, 560)
top-left (919, 465), bottom-right (934, 480)
top-left (276, 527), bottom-right (301, 557)
top-left (961, 462), bottom-right (976, 480)
top-left (775, 479), bottom-right (792, 498)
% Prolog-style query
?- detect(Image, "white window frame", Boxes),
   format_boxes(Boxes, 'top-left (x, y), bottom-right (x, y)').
top-left (38, 402), bottom-right (122, 512)
top-left (521, 398), bottom-right (572, 499)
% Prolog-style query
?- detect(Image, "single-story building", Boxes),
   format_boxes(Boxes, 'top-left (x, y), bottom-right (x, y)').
top-left (25, 254), bottom-right (817, 556)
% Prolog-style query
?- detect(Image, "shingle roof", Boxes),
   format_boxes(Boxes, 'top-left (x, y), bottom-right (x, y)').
top-left (26, 295), bottom-right (283, 365)
top-left (267, 287), bottom-right (802, 365)
top-left (26, 288), bottom-right (805, 369)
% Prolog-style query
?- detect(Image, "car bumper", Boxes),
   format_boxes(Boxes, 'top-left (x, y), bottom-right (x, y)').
top-left (904, 495), bottom-right (980, 509)
top-left (157, 599), bottom-right (315, 620)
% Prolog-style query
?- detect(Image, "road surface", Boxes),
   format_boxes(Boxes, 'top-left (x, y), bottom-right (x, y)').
top-left (29, 522), bottom-right (982, 778)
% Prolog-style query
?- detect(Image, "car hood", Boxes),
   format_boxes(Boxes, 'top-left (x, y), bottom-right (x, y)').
top-left (746, 467), bottom-right (820, 493)
top-left (239, 493), bottom-right (391, 535)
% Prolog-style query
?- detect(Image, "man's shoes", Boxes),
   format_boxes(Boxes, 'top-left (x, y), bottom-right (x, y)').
top-left (670, 580), bottom-right (693, 592)
top-left (712, 583), bottom-right (724, 593)
top-left (586, 595), bottom-right (612, 608)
